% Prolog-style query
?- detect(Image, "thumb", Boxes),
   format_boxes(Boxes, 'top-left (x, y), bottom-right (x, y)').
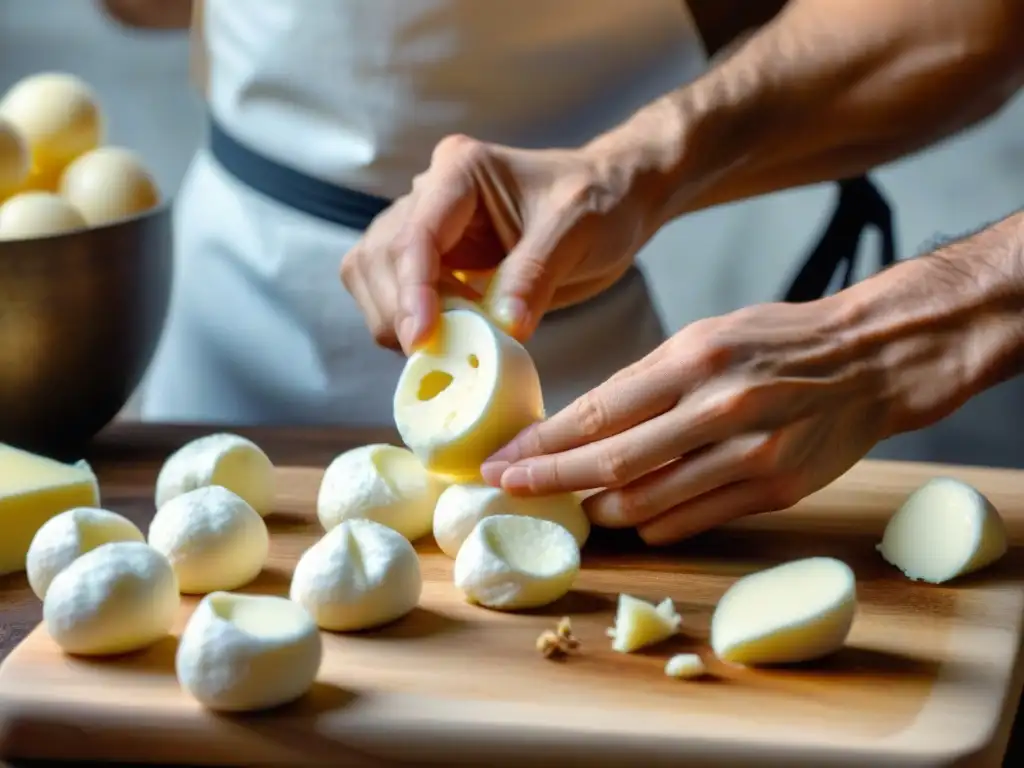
top-left (483, 219), bottom-right (583, 341)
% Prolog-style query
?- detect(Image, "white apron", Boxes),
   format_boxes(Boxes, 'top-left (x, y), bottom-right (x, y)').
top-left (141, 0), bottom-right (708, 425)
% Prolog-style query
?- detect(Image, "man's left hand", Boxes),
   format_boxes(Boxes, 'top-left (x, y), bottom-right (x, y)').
top-left (479, 292), bottom-right (963, 545)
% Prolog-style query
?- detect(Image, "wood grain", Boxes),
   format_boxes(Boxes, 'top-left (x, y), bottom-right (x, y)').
top-left (1, 424), bottom-right (1024, 767)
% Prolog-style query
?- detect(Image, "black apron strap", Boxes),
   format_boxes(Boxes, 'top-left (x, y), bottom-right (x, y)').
top-left (782, 175), bottom-right (896, 303)
top-left (208, 115), bottom-right (391, 231)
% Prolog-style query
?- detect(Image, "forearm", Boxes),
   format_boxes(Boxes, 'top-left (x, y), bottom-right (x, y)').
top-left (591, 0), bottom-right (1024, 226)
top-left (836, 210), bottom-right (1024, 437)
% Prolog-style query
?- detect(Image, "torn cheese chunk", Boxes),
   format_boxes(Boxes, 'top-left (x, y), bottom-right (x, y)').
top-left (454, 514), bottom-right (580, 611)
top-left (665, 653), bottom-right (706, 679)
top-left (176, 592), bottom-right (322, 713)
top-left (606, 594), bottom-right (682, 653)
top-left (317, 444), bottom-right (443, 542)
top-left (877, 477), bottom-right (1008, 584)
top-left (393, 309), bottom-right (544, 479)
top-left (0, 444), bottom-right (99, 576)
top-left (710, 557), bottom-right (856, 666)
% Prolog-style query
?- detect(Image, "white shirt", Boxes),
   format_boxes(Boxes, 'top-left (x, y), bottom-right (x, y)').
top-left (142, 1), bottom-right (708, 425)
top-left (205, 0), bottom-right (706, 199)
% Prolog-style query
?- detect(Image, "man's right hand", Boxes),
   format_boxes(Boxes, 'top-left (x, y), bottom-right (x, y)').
top-left (339, 134), bottom-right (667, 354)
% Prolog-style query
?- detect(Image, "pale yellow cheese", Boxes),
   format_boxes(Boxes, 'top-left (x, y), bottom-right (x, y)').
top-left (0, 443), bottom-right (100, 576)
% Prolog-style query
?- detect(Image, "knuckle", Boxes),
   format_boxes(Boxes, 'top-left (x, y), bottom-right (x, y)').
top-left (742, 434), bottom-right (785, 476)
top-left (612, 486), bottom-right (651, 525)
top-left (432, 133), bottom-right (485, 166)
top-left (762, 474), bottom-right (803, 511)
top-left (339, 254), bottom-right (359, 289)
top-left (596, 449), bottom-right (633, 487)
top-left (572, 392), bottom-right (611, 440)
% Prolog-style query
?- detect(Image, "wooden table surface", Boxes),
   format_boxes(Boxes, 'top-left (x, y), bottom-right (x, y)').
top-left (2, 423), bottom-right (1023, 767)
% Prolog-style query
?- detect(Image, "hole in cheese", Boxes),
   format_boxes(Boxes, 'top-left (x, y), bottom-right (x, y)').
top-left (417, 370), bottom-right (454, 401)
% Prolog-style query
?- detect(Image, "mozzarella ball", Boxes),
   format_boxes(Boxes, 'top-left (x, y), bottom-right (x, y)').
top-left (59, 146), bottom-right (160, 225)
top-left (27, 507), bottom-right (144, 600)
top-left (43, 541), bottom-right (179, 656)
top-left (148, 486), bottom-right (269, 594)
top-left (290, 519), bottom-right (422, 632)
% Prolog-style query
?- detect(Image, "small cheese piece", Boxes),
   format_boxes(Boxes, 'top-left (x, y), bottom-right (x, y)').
top-left (317, 444), bottom-right (443, 542)
top-left (0, 116), bottom-right (29, 199)
top-left (454, 514), bottom-right (580, 611)
top-left (148, 486), bottom-right (269, 595)
top-left (433, 483), bottom-right (590, 559)
top-left (176, 592), bottom-right (323, 712)
top-left (0, 73), bottom-right (102, 172)
top-left (59, 146), bottom-right (160, 225)
top-left (27, 507), bottom-right (144, 600)
top-left (606, 594), bottom-right (682, 653)
top-left (665, 653), bottom-right (707, 680)
top-left (0, 444), bottom-right (99, 576)
top-left (711, 557), bottom-right (856, 666)
top-left (393, 309), bottom-right (544, 479)
top-left (43, 541), bottom-right (179, 656)
top-left (0, 191), bottom-right (85, 240)
top-left (290, 518), bottom-right (422, 632)
top-left (878, 477), bottom-right (1008, 584)
top-left (155, 433), bottom-right (275, 518)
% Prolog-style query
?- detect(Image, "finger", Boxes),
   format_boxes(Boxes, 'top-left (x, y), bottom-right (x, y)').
top-left (586, 435), bottom-right (763, 528)
top-left (395, 158), bottom-right (479, 352)
top-left (497, 407), bottom-right (704, 495)
top-left (482, 212), bottom-right (586, 341)
top-left (363, 257), bottom-right (403, 349)
top-left (636, 479), bottom-right (779, 546)
top-left (342, 248), bottom-right (392, 346)
top-left (480, 355), bottom-right (678, 479)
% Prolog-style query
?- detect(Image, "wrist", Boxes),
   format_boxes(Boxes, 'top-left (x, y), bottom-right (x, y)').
top-left (582, 95), bottom-right (712, 239)
top-left (831, 211), bottom-right (1024, 437)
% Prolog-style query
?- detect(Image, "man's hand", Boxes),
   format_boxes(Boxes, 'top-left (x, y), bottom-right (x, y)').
top-left (339, 135), bottom-right (660, 353)
top-left (480, 216), bottom-right (1024, 545)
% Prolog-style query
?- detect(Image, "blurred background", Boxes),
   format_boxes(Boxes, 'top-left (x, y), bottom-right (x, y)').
top-left (4, 0), bottom-right (1024, 468)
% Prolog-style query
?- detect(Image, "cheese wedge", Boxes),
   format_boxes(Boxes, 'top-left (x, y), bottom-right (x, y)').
top-left (0, 443), bottom-right (99, 576)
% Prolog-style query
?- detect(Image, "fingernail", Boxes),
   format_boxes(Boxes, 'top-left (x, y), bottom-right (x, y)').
top-left (398, 316), bottom-right (417, 352)
top-left (489, 296), bottom-right (528, 334)
top-left (479, 461), bottom-right (508, 486)
top-left (500, 465), bottom-right (532, 491)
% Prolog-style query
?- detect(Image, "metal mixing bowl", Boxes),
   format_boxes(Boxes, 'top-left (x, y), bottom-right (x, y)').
top-left (0, 204), bottom-right (172, 460)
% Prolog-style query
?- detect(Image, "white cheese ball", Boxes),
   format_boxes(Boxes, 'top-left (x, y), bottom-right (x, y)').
top-left (176, 592), bottom-right (323, 713)
top-left (454, 515), bottom-right (580, 611)
top-left (148, 485), bottom-right (269, 595)
top-left (27, 507), bottom-right (144, 601)
top-left (0, 72), bottom-right (102, 172)
top-left (290, 519), bottom-right (422, 632)
top-left (317, 444), bottom-right (443, 542)
top-left (155, 433), bottom-right (275, 517)
top-left (59, 146), bottom-right (160, 225)
top-left (0, 116), bottom-right (29, 198)
top-left (433, 483), bottom-right (590, 558)
top-left (0, 191), bottom-right (85, 240)
top-left (43, 541), bottom-right (179, 656)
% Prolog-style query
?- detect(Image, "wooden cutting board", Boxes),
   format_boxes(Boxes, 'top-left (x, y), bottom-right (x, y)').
top-left (1, 425), bottom-right (1024, 767)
